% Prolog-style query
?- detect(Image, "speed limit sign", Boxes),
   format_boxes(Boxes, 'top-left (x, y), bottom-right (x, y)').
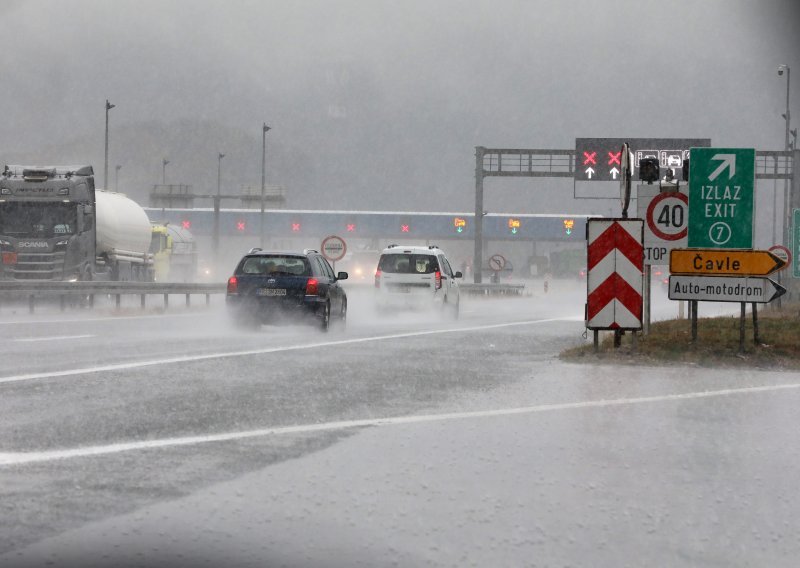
top-left (637, 185), bottom-right (688, 265)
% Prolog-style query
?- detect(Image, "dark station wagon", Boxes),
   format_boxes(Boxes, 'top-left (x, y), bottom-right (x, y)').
top-left (226, 248), bottom-right (348, 331)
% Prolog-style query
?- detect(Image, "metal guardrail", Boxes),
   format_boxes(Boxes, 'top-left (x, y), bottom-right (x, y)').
top-left (0, 281), bottom-right (227, 313)
top-left (460, 283), bottom-right (525, 296)
top-left (0, 280), bottom-right (525, 314)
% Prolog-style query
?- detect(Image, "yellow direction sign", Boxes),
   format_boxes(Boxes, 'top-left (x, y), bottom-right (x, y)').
top-left (670, 249), bottom-right (786, 276)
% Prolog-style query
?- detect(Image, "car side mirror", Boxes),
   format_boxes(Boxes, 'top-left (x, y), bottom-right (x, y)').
top-left (454, 271), bottom-right (463, 279)
top-left (337, 271), bottom-right (348, 280)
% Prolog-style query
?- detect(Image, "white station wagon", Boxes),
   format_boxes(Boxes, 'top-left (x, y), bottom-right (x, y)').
top-left (374, 244), bottom-right (462, 317)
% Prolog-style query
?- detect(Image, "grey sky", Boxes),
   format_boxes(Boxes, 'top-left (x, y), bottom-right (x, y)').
top-left (1, 0), bottom-right (798, 226)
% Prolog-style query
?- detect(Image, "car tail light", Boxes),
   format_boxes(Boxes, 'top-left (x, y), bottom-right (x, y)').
top-left (374, 269), bottom-right (381, 288)
top-left (227, 276), bottom-right (238, 294)
top-left (306, 277), bottom-right (319, 295)
top-left (435, 270), bottom-right (442, 289)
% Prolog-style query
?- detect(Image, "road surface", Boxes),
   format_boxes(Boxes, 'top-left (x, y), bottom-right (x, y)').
top-left (1, 280), bottom-right (797, 567)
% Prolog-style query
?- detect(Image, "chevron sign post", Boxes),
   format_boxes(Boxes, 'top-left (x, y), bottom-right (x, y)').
top-left (586, 219), bottom-right (644, 331)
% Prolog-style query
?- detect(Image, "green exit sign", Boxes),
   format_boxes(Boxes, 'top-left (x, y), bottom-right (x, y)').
top-left (688, 147), bottom-right (755, 249)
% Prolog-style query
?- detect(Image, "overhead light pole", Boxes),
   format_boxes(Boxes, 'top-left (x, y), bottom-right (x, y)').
top-left (115, 165), bottom-right (122, 192)
top-left (104, 99), bottom-right (115, 190)
top-left (217, 152), bottom-right (225, 197)
top-left (779, 64), bottom-right (791, 247)
top-left (214, 152), bottom-right (226, 261)
top-left (261, 123), bottom-right (271, 248)
top-left (162, 158), bottom-right (170, 184)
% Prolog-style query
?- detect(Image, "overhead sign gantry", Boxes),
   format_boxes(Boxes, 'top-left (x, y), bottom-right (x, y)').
top-left (575, 138), bottom-right (710, 182)
top-left (472, 143), bottom-right (794, 285)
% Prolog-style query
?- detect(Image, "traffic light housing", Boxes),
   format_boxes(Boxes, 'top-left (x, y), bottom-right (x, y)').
top-left (639, 157), bottom-right (660, 183)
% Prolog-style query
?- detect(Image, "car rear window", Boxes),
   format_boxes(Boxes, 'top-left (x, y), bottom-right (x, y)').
top-left (378, 253), bottom-right (439, 274)
top-left (239, 255), bottom-right (311, 276)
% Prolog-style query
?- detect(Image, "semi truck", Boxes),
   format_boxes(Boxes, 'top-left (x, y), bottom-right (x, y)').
top-left (0, 165), bottom-right (153, 281)
top-left (150, 222), bottom-right (198, 282)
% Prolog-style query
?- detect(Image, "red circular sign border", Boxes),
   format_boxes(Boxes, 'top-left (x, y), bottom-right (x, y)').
top-left (320, 235), bottom-right (347, 262)
top-left (646, 191), bottom-right (689, 241)
top-left (488, 254), bottom-right (506, 271)
top-left (768, 244), bottom-right (791, 269)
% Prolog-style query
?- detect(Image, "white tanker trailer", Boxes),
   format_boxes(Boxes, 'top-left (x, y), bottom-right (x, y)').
top-left (0, 165), bottom-right (153, 281)
top-left (94, 189), bottom-right (154, 280)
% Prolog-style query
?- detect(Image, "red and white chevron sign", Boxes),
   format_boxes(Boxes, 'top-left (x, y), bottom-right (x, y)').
top-left (586, 219), bottom-right (644, 330)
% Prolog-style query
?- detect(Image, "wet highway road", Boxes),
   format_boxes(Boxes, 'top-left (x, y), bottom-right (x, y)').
top-left (1, 281), bottom-right (798, 567)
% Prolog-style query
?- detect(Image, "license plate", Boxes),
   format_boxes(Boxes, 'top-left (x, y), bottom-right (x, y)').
top-left (258, 288), bottom-right (286, 296)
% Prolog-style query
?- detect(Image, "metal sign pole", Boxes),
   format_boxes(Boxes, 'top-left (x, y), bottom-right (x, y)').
top-left (212, 196), bottom-right (220, 263)
top-left (643, 265), bottom-right (651, 335)
top-left (752, 303), bottom-right (760, 345)
top-left (473, 147), bottom-right (485, 284)
top-left (739, 302), bottom-right (746, 354)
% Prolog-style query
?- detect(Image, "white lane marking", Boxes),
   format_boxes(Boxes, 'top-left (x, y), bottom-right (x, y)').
top-left (0, 312), bottom-right (209, 326)
top-left (14, 334), bottom-right (95, 343)
top-left (0, 318), bottom-right (570, 385)
top-left (1, 382), bottom-right (798, 467)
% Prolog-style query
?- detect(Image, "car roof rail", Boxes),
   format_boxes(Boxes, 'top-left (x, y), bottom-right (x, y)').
top-left (303, 248), bottom-right (319, 255)
top-left (248, 247), bottom-right (262, 254)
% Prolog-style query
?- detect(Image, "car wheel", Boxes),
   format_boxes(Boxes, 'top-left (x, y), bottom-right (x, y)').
top-left (445, 295), bottom-right (459, 320)
top-left (230, 303), bottom-right (260, 331)
top-left (320, 301), bottom-right (331, 332)
top-left (232, 315), bottom-right (259, 331)
top-left (339, 299), bottom-right (347, 329)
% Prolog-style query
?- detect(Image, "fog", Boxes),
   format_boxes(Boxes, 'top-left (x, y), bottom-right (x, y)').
top-left (1, 0), bottom-right (798, 227)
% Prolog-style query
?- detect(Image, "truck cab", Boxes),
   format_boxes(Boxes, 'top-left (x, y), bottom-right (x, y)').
top-left (0, 165), bottom-right (96, 281)
top-left (150, 222), bottom-right (198, 282)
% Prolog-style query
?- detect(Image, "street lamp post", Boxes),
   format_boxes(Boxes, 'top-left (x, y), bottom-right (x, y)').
top-left (104, 100), bottom-right (115, 190)
top-left (261, 123), bottom-right (271, 248)
top-left (217, 152), bottom-right (225, 197)
top-left (162, 158), bottom-right (170, 185)
top-left (214, 152), bottom-right (226, 261)
top-left (115, 165), bottom-right (121, 192)
top-left (779, 65), bottom-right (791, 247)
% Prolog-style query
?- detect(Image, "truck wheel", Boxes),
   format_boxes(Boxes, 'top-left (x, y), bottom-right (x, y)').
top-left (72, 267), bottom-right (94, 308)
